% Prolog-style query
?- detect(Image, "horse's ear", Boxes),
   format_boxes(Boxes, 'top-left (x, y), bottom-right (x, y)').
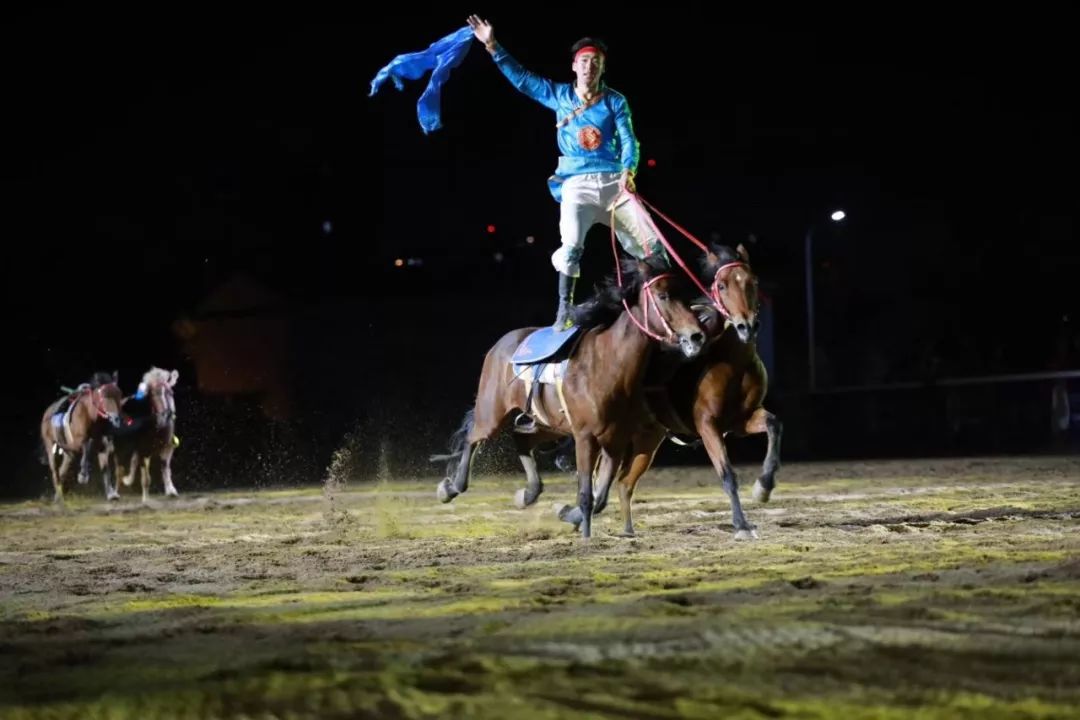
top-left (704, 251), bottom-right (719, 274)
top-left (169, 370), bottom-right (179, 387)
top-left (113, 370), bottom-right (119, 383)
top-left (736, 243), bottom-right (750, 263)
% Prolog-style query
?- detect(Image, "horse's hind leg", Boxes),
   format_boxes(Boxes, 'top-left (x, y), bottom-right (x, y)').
top-left (745, 408), bottom-right (782, 503)
top-left (436, 405), bottom-right (495, 504)
top-left (512, 433), bottom-right (548, 509)
top-left (437, 438), bottom-right (482, 503)
top-left (46, 443), bottom-right (64, 504)
top-left (55, 452), bottom-right (74, 504)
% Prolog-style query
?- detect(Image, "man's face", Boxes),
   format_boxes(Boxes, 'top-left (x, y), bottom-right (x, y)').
top-left (572, 50), bottom-right (605, 88)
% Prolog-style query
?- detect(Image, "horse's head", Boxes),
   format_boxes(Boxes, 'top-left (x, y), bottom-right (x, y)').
top-left (136, 367), bottom-right (179, 430)
top-left (699, 243), bottom-right (760, 344)
top-left (621, 256), bottom-right (707, 359)
top-left (90, 370), bottom-right (124, 428)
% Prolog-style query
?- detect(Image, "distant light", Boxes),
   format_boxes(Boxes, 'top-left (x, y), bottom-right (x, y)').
top-left (830, 210), bottom-right (846, 222)
top-left (321, 220), bottom-right (333, 234)
top-left (394, 258), bottom-right (404, 267)
top-left (525, 235), bottom-right (535, 244)
top-left (493, 252), bottom-right (504, 263)
top-left (487, 224), bottom-right (496, 234)
top-left (406, 257), bottom-right (424, 267)
top-left (646, 158), bottom-right (656, 168)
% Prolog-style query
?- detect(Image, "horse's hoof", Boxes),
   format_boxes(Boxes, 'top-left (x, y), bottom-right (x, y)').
top-left (106, 493), bottom-right (120, 502)
top-left (513, 488), bottom-right (529, 509)
top-left (555, 504), bottom-right (583, 532)
top-left (77, 473), bottom-right (90, 486)
top-left (734, 528), bottom-right (759, 541)
top-left (752, 479), bottom-right (772, 503)
top-left (120, 474), bottom-right (134, 487)
top-left (165, 487), bottom-right (179, 498)
top-left (436, 479), bottom-right (457, 504)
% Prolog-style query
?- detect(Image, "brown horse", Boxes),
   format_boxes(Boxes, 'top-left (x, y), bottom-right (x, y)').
top-left (434, 256), bottom-right (707, 539)
top-left (39, 371), bottom-right (124, 503)
top-left (115, 367), bottom-right (180, 502)
top-left (559, 244), bottom-right (782, 540)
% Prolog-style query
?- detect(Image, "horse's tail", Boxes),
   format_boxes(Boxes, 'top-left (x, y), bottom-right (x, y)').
top-left (429, 407), bottom-right (475, 474)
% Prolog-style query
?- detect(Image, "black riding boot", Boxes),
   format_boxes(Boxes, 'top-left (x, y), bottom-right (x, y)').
top-left (553, 273), bottom-right (577, 331)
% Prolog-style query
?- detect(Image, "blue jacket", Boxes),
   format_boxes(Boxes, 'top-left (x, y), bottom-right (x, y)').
top-left (490, 44), bottom-right (640, 202)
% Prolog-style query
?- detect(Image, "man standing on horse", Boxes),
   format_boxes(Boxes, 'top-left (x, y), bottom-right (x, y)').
top-left (467, 15), bottom-right (668, 331)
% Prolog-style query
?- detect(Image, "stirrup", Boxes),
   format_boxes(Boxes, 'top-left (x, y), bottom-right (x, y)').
top-left (513, 413), bottom-right (538, 433)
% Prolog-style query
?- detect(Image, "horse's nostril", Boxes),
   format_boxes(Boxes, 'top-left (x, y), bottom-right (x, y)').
top-left (691, 332), bottom-right (704, 344)
top-left (737, 323), bottom-right (748, 332)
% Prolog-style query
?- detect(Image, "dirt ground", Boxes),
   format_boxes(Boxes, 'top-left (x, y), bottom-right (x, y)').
top-left (2, 456), bottom-right (1079, 719)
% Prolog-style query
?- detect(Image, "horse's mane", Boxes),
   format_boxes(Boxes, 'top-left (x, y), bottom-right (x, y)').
top-left (698, 243), bottom-right (744, 280)
top-left (89, 372), bottom-right (115, 388)
top-left (571, 255), bottom-right (672, 330)
top-left (142, 367), bottom-right (173, 387)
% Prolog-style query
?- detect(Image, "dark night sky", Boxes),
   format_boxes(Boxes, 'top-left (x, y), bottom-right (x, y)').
top-left (2, 11), bottom-right (1076, 462)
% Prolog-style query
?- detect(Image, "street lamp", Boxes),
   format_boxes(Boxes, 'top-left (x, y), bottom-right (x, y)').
top-left (806, 209), bottom-right (846, 392)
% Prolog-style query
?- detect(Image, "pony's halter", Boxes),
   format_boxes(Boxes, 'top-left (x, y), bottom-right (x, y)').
top-left (622, 274), bottom-right (678, 343)
top-left (90, 383), bottom-right (119, 418)
top-left (710, 261), bottom-right (749, 320)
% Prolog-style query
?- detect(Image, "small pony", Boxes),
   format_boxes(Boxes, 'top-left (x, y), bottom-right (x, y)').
top-left (115, 367), bottom-right (181, 502)
top-left (39, 371), bottom-right (124, 502)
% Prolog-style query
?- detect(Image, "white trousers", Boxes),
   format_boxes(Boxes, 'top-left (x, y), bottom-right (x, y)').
top-left (551, 172), bottom-right (666, 277)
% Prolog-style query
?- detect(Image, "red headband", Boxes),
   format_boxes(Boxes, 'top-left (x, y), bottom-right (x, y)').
top-left (574, 46), bottom-right (604, 60)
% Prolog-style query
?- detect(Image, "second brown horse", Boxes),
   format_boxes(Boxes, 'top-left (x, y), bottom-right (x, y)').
top-left (559, 244), bottom-right (782, 539)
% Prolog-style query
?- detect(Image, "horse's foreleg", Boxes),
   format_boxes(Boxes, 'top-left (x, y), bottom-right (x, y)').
top-left (558, 448), bottom-right (613, 530)
top-left (592, 448), bottom-right (622, 516)
top-left (575, 435), bottom-right (600, 540)
top-left (78, 437), bottom-right (93, 485)
top-left (100, 441), bottom-right (119, 501)
top-left (162, 450), bottom-right (179, 497)
top-left (613, 426), bottom-right (666, 537)
top-left (141, 456), bottom-right (152, 504)
top-left (744, 408), bottom-right (782, 503)
top-left (700, 418), bottom-right (756, 540)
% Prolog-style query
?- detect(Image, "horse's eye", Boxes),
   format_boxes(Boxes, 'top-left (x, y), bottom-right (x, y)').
top-left (657, 292), bottom-right (670, 301)
top-left (716, 283), bottom-right (726, 292)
